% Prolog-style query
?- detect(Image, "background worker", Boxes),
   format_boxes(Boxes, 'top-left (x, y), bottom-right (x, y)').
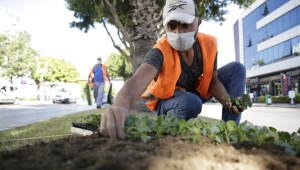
top-left (88, 56), bottom-right (111, 108)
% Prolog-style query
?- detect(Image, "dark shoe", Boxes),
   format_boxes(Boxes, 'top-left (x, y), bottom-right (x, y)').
top-left (97, 106), bottom-right (101, 109)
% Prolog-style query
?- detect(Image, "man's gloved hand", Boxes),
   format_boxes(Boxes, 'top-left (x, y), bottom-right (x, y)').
top-left (224, 96), bottom-right (245, 115)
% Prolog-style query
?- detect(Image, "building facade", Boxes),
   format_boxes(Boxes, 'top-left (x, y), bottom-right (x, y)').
top-left (234, 0), bottom-right (300, 102)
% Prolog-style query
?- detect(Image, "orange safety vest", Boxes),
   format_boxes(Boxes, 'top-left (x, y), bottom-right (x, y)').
top-left (141, 32), bottom-right (217, 111)
top-left (89, 64), bottom-right (108, 86)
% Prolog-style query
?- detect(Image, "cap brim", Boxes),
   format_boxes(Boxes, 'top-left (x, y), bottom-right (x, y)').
top-left (163, 13), bottom-right (195, 26)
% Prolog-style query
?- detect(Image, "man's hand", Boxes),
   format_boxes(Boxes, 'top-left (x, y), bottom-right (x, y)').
top-left (224, 100), bottom-right (244, 115)
top-left (100, 106), bottom-right (130, 139)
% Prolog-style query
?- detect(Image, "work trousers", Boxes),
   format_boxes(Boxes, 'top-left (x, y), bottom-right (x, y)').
top-left (94, 82), bottom-right (105, 106)
top-left (155, 61), bottom-right (246, 124)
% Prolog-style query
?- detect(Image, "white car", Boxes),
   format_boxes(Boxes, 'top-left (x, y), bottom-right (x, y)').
top-left (52, 88), bottom-right (77, 104)
top-left (0, 84), bottom-right (19, 104)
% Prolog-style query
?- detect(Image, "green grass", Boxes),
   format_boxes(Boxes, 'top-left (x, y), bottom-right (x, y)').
top-left (0, 108), bottom-right (219, 152)
top-left (0, 109), bottom-right (105, 152)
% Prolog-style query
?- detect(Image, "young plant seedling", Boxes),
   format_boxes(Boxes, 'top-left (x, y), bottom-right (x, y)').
top-left (224, 94), bottom-right (253, 110)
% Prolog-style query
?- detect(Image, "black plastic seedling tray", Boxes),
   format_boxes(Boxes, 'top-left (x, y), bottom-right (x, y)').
top-left (72, 123), bottom-right (99, 133)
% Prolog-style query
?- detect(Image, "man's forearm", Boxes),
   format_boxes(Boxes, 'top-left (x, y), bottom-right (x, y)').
top-left (113, 77), bottom-right (145, 111)
top-left (208, 80), bottom-right (229, 105)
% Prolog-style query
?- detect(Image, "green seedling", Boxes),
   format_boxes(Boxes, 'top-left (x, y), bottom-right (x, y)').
top-left (224, 94), bottom-right (252, 110)
top-left (219, 120), bottom-right (237, 144)
top-left (246, 126), bottom-right (275, 146)
top-left (81, 114), bottom-right (102, 127)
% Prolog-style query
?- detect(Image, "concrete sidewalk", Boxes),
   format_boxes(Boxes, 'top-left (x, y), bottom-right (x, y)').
top-left (252, 103), bottom-right (300, 109)
top-left (205, 102), bottom-right (300, 109)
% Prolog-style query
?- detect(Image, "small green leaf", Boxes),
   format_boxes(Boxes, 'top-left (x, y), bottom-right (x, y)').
top-left (230, 135), bottom-right (238, 142)
top-left (178, 119), bottom-right (187, 129)
top-left (141, 134), bottom-right (150, 143)
top-left (259, 126), bottom-right (269, 134)
top-left (278, 131), bottom-right (291, 142)
top-left (269, 127), bottom-right (277, 133)
top-left (226, 121), bottom-right (237, 131)
top-left (264, 137), bottom-right (275, 144)
top-left (210, 126), bottom-right (220, 133)
top-left (215, 136), bottom-right (222, 143)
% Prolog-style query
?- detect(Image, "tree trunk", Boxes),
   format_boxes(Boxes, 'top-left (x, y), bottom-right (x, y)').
top-left (131, 38), bottom-right (156, 111)
top-left (131, 38), bottom-right (156, 73)
top-left (38, 78), bottom-right (45, 101)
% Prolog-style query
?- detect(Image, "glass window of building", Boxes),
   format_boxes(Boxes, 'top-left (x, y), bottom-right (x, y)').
top-left (289, 8), bottom-right (298, 28)
top-left (260, 26), bottom-right (267, 42)
top-left (267, 48), bottom-right (273, 64)
top-left (273, 44), bottom-right (279, 61)
top-left (297, 6), bottom-right (300, 24)
top-left (283, 13), bottom-right (290, 32)
top-left (278, 43), bottom-right (284, 58)
top-left (295, 36), bottom-right (300, 55)
top-left (277, 16), bottom-right (284, 34)
top-left (291, 36), bottom-right (298, 55)
top-left (262, 3), bottom-right (269, 16)
top-left (262, 50), bottom-right (267, 65)
top-left (271, 20), bottom-right (278, 36)
top-left (283, 41), bottom-right (291, 57)
top-left (266, 22), bottom-right (273, 38)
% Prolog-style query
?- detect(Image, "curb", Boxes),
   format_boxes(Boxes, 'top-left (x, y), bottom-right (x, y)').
top-left (205, 102), bottom-right (300, 109)
top-left (252, 104), bottom-right (300, 109)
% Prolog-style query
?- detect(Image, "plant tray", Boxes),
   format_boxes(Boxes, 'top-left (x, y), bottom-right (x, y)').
top-left (71, 123), bottom-right (99, 136)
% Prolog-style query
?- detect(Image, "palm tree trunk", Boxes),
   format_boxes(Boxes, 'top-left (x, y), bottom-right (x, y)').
top-left (131, 39), bottom-right (156, 73)
top-left (38, 77), bottom-right (45, 101)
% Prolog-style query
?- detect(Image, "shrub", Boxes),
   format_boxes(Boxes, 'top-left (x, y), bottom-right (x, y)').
top-left (294, 93), bottom-right (300, 103)
top-left (257, 96), bottom-right (265, 103)
top-left (271, 96), bottom-right (290, 103)
top-left (20, 97), bottom-right (38, 101)
top-left (256, 95), bottom-right (299, 103)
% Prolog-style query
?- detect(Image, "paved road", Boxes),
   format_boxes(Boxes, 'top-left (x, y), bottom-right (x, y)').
top-left (0, 101), bottom-right (96, 131)
top-left (200, 103), bottom-right (300, 134)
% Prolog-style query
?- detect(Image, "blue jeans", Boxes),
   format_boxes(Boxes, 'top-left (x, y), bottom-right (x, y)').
top-left (94, 82), bottom-right (105, 106)
top-left (155, 62), bottom-right (246, 124)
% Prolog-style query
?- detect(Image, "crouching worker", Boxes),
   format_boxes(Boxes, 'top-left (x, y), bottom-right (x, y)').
top-left (100, 0), bottom-right (246, 139)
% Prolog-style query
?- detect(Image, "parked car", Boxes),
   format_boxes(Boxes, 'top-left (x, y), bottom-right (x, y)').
top-left (52, 83), bottom-right (81, 104)
top-left (212, 97), bottom-right (218, 103)
top-left (0, 84), bottom-right (19, 104)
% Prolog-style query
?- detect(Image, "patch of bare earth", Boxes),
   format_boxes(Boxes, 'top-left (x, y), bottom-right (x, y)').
top-left (0, 134), bottom-right (299, 170)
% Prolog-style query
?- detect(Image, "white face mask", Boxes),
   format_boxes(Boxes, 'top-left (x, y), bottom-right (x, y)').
top-left (97, 60), bottom-right (102, 64)
top-left (166, 31), bottom-right (196, 51)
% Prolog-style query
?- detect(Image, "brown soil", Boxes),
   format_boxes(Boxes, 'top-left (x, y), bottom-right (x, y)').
top-left (0, 133), bottom-right (300, 170)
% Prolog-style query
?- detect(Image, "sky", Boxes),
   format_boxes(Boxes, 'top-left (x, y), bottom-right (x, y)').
top-left (0, 0), bottom-right (243, 80)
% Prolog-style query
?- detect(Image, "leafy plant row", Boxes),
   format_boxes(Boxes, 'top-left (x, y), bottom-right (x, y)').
top-left (82, 113), bottom-right (300, 156)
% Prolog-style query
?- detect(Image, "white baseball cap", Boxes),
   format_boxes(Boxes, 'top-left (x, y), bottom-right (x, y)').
top-left (97, 56), bottom-right (102, 60)
top-left (163, 0), bottom-right (198, 26)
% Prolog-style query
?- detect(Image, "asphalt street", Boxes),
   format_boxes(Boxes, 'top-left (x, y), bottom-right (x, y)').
top-left (0, 101), bottom-right (96, 131)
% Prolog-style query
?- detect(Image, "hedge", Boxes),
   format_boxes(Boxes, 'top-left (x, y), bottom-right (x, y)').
top-left (256, 93), bottom-right (300, 103)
